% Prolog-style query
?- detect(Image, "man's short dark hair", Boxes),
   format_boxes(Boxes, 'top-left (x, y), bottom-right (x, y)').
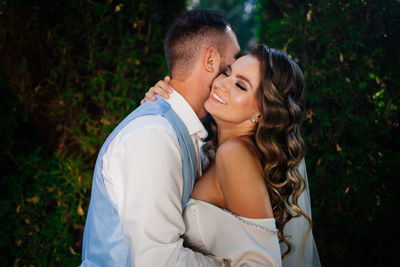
top-left (164, 9), bottom-right (231, 81)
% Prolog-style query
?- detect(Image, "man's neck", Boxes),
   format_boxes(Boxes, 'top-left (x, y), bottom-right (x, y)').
top-left (169, 77), bottom-right (208, 119)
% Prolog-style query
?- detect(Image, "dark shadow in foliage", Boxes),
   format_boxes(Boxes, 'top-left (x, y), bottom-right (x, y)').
top-left (0, 0), bottom-right (185, 265)
top-left (0, 71), bottom-right (83, 265)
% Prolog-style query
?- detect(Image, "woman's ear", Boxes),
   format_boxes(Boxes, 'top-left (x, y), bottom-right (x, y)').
top-left (203, 47), bottom-right (221, 74)
top-left (253, 103), bottom-right (262, 121)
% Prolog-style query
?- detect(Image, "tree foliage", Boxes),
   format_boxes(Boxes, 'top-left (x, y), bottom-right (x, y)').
top-left (256, 1), bottom-right (400, 266)
top-left (0, 0), bottom-right (184, 265)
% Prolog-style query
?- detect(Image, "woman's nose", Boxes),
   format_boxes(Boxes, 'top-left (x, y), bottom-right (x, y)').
top-left (215, 77), bottom-right (230, 92)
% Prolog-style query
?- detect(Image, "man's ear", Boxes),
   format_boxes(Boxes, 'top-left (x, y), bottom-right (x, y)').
top-left (203, 47), bottom-right (221, 74)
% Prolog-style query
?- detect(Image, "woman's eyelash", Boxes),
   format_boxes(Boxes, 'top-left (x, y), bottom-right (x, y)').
top-left (221, 71), bottom-right (229, 76)
top-left (236, 83), bottom-right (247, 91)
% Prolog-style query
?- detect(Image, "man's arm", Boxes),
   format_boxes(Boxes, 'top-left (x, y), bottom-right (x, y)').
top-left (103, 121), bottom-right (226, 266)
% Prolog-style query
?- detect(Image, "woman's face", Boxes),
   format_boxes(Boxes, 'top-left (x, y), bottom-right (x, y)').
top-left (204, 55), bottom-right (261, 125)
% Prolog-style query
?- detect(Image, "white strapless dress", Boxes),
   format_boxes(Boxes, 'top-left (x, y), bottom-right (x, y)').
top-left (183, 198), bottom-right (282, 267)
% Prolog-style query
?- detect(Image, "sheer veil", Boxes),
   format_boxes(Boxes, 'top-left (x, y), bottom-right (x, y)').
top-left (281, 158), bottom-right (321, 267)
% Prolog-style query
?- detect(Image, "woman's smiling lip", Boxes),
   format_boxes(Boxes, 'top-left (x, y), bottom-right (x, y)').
top-left (211, 92), bottom-right (227, 104)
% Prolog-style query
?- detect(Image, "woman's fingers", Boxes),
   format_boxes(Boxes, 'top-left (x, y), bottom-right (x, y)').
top-left (146, 91), bottom-right (156, 101)
top-left (155, 82), bottom-right (173, 94)
top-left (140, 91), bottom-right (156, 104)
top-left (151, 84), bottom-right (170, 99)
top-left (164, 76), bottom-right (171, 83)
top-left (140, 76), bottom-right (173, 105)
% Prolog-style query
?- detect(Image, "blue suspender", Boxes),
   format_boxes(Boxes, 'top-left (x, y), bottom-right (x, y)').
top-left (163, 108), bottom-right (198, 209)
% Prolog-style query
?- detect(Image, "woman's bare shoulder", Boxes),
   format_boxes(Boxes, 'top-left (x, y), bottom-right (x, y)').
top-left (214, 138), bottom-right (273, 218)
top-left (215, 138), bottom-right (259, 165)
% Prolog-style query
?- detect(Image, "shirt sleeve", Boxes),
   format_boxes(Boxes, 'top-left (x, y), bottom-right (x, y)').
top-left (103, 125), bottom-right (227, 267)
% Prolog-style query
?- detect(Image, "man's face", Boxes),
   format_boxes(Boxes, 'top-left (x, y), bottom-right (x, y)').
top-left (197, 27), bottom-right (240, 119)
top-left (219, 27), bottom-right (241, 75)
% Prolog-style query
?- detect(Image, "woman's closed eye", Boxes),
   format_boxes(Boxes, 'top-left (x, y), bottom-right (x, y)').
top-left (236, 82), bottom-right (247, 91)
top-left (221, 71), bottom-right (247, 91)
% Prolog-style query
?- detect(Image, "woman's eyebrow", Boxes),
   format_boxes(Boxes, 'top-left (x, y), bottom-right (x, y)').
top-left (229, 64), bottom-right (253, 89)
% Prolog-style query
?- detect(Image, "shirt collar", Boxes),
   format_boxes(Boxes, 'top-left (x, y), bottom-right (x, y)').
top-left (165, 89), bottom-right (208, 140)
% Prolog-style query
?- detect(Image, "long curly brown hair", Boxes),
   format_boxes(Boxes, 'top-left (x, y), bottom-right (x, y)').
top-left (203, 44), bottom-right (311, 258)
top-left (251, 44), bottom-right (311, 258)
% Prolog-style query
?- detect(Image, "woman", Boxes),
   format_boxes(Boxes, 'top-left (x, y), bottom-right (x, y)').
top-left (144, 44), bottom-right (320, 266)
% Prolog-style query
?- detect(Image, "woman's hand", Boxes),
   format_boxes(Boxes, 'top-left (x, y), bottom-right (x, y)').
top-left (140, 76), bottom-right (174, 104)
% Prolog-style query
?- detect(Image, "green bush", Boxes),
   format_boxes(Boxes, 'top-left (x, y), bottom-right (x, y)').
top-left (256, 1), bottom-right (400, 266)
top-left (1, 71), bottom-right (83, 265)
top-left (0, 0), bottom-right (184, 265)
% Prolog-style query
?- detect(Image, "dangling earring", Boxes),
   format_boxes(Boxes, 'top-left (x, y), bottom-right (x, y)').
top-left (251, 118), bottom-right (257, 123)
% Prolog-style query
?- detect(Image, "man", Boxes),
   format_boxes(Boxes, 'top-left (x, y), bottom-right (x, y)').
top-left (81, 9), bottom-right (240, 266)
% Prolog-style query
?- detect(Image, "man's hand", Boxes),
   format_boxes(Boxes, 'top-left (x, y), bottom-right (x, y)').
top-left (141, 76), bottom-right (174, 104)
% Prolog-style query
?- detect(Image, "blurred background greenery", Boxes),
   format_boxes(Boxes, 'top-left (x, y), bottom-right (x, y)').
top-left (0, 0), bottom-right (398, 266)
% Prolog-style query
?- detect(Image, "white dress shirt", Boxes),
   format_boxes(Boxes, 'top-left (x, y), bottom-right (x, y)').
top-left (102, 90), bottom-right (225, 266)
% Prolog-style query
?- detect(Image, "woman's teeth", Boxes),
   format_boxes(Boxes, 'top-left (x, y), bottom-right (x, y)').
top-left (213, 93), bottom-right (227, 104)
